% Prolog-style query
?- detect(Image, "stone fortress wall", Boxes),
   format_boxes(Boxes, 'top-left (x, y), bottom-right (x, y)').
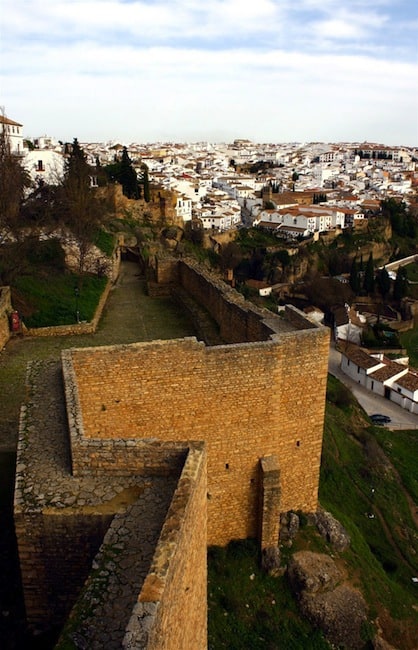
top-left (15, 257), bottom-right (329, 647)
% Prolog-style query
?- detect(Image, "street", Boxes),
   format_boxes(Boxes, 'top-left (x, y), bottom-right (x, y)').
top-left (328, 344), bottom-right (418, 430)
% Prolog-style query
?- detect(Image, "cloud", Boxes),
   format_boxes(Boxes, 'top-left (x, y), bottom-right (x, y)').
top-left (1, 0), bottom-right (417, 144)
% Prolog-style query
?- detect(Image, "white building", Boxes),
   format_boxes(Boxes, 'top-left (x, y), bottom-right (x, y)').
top-left (340, 343), bottom-right (418, 415)
top-left (0, 115), bottom-right (24, 154)
top-left (24, 150), bottom-right (65, 185)
top-left (175, 196), bottom-right (192, 222)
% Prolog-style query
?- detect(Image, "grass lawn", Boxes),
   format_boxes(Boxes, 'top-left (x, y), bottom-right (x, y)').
top-left (13, 273), bottom-right (108, 327)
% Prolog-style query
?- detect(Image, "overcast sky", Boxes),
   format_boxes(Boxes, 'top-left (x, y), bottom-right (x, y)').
top-left (1, 0), bottom-right (417, 145)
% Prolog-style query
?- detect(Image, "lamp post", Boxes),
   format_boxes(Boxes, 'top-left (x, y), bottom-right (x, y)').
top-left (74, 287), bottom-right (80, 324)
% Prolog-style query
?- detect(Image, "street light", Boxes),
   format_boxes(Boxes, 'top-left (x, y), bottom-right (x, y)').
top-left (74, 287), bottom-right (80, 323)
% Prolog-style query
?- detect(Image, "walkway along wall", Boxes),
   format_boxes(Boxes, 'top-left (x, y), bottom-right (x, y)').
top-left (65, 258), bottom-right (330, 546)
top-left (15, 257), bottom-right (329, 642)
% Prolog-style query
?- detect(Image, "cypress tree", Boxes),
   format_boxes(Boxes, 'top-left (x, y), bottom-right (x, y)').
top-left (393, 267), bottom-right (408, 302)
top-left (349, 257), bottom-right (360, 293)
top-left (120, 147), bottom-right (139, 199)
top-left (364, 252), bottom-right (375, 295)
top-left (378, 267), bottom-right (390, 300)
top-left (142, 163), bottom-right (150, 203)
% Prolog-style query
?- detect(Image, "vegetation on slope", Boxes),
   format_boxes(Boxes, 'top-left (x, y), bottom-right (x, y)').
top-left (208, 377), bottom-right (418, 649)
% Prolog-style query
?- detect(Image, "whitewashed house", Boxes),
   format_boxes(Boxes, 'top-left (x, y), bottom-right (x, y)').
top-left (175, 196), bottom-right (192, 222)
top-left (340, 344), bottom-right (385, 386)
top-left (391, 372), bottom-right (418, 414)
top-left (0, 115), bottom-right (24, 154)
top-left (339, 343), bottom-right (418, 414)
top-left (24, 150), bottom-right (65, 185)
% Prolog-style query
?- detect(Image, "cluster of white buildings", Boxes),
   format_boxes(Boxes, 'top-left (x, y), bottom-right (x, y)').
top-left (340, 342), bottom-right (418, 415)
top-left (2, 114), bottom-right (417, 235)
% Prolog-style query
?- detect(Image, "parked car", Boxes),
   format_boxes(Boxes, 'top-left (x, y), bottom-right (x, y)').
top-left (370, 414), bottom-right (391, 424)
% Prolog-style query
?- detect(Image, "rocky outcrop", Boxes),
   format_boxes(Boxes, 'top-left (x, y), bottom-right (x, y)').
top-left (279, 511), bottom-right (300, 546)
top-left (314, 508), bottom-right (351, 551)
top-left (287, 551), bottom-right (341, 595)
top-left (287, 551), bottom-right (368, 649)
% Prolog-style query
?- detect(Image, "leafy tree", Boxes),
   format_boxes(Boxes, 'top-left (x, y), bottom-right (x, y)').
top-left (58, 138), bottom-right (103, 279)
top-left (393, 267), bottom-right (408, 302)
top-left (0, 128), bottom-right (31, 246)
top-left (363, 252), bottom-right (375, 295)
top-left (219, 242), bottom-right (242, 274)
top-left (184, 220), bottom-right (204, 246)
top-left (380, 197), bottom-right (417, 238)
top-left (0, 126), bottom-right (32, 282)
top-left (20, 178), bottom-right (58, 227)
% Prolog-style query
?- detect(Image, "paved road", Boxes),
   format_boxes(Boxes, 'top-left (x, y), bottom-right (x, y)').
top-left (328, 344), bottom-right (418, 430)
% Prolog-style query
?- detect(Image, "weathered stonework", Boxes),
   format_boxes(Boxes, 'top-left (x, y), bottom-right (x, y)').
top-left (14, 257), bottom-right (329, 646)
top-left (0, 285), bottom-right (12, 349)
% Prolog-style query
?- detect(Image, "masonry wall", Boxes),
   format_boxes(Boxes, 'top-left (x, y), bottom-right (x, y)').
top-left (14, 510), bottom-right (112, 630)
top-left (66, 321), bottom-right (329, 546)
top-left (124, 445), bottom-right (207, 650)
top-left (0, 286), bottom-right (12, 349)
top-left (178, 260), bottom-right (275, 343)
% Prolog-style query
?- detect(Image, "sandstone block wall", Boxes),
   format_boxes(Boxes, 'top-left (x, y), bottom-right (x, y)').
top-left (124, 444), bottom-right (207, 650)
top-left (65, 314), bottom-right (329, 546)
top-left (14, 510), bottom-right (112, 629)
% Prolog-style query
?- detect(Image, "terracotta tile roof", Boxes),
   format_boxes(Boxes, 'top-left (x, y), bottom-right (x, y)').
top-left (340, 342), bottom-right (382, 370)
top-left (0, 115), bottom-right (22, 127)
top-left (394, 371), bottom-right (418, 393)
top-left (369, 361), bottom-right (407, 382)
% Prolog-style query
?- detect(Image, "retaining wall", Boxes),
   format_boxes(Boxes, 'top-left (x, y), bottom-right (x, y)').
top-left (0, 286), bottom-right (12, 349)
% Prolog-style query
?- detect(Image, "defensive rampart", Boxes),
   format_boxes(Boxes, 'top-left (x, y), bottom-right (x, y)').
top-left (64, 259), bottom-right (329, 546)
top-left (15, 256), bottom-right (330, 644)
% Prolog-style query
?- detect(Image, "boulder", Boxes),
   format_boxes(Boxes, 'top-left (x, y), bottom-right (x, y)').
top-left (279, 511), bottom-right (300, 546)
top-left (261, 546), bottom-right (283, 577)
top-left (287, 551), bottom-right (369, 649)
top-left (287, 551), bottom-right (341, 595)
top-left (315, 508), bottom-right (351, 551)
top-left (300, 584), bottom-right (368, 650)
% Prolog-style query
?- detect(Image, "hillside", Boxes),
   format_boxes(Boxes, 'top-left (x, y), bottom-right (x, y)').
top-left (208, 376), bottom-right (418, 649)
